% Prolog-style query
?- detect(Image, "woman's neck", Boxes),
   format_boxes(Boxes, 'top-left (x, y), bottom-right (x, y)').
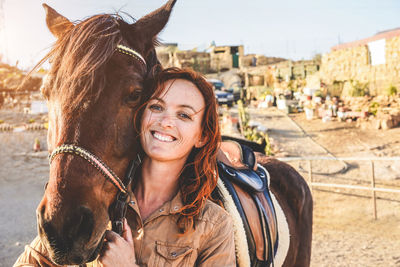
top-left (134, 156), bottom-right (186, 218)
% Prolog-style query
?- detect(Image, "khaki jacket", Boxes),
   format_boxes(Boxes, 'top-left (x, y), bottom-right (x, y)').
top-left (14, 192), bottom-right (236, 267)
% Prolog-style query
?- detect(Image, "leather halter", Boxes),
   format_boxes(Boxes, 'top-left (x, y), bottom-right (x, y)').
top-left (116, 44), bottom-right (147, 67)
top-left (49, 144), bottom-right (141, 235)
top-left (49, 144), bottom-right (129, 194)
top-left (46, 45), bottom-right (146, 235)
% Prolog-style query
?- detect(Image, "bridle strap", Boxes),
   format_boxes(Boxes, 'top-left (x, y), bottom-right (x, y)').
top-left (49, 144), bottom-right (142, 235)
top-left (116, 44), bottom-right (147, 67)
top-left (49, 144), bottom-right (127, 194)
top-left (111, 157), bottom-right (141, 234)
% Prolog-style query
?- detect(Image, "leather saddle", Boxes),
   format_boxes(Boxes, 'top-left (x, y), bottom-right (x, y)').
top-left (217, 141), bottom-right (278, 267)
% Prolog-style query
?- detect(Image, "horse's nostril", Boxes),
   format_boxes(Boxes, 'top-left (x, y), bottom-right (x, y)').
top-left (37, 203), bottom-right (46, 227)
top-left (39, 203), bottom-right (45, 217)
top-left (70, 206), bottom-right (94, 241)
top-left (72, 255), bottom-right (83, 264)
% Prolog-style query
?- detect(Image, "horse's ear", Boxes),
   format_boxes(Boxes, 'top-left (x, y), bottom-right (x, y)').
top-left (42, 3), bottom-right (73, 38)
top-left (133, 0), bottom-right (177, 51)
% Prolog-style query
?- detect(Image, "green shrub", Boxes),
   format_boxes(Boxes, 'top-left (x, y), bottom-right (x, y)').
top-left (238, 100), bottom-right (273, 155)
top-left (349, 80), bottom-right (369, 97)
top-left (385, 85), bottom-right (397, 96)
top-left (368, 102), bottom-right (380, 116)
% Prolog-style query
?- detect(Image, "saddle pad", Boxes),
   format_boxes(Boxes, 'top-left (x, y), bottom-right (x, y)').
top-left (217, 164), bottom-right (280, 266)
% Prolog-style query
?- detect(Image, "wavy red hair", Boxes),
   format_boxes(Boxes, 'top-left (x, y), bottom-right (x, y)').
top-left (134, 67), bottom-right (220, 233)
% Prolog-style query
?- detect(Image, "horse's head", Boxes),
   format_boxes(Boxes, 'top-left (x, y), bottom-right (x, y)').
top-left (36, 1), bottom-right (176, 264)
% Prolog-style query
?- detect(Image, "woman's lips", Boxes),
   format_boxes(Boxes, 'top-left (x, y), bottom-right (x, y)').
top-left (151, 131), bottom-right (176, 142)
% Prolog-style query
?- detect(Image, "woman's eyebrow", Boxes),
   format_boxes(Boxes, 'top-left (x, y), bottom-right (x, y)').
top-left (152, 97), bottom-right (165, 103)
top-left (179, 104), bottom-right (197, 113)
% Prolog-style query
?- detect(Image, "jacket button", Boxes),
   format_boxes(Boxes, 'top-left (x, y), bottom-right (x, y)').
top-left (171, 252), bottom-right (177, 257)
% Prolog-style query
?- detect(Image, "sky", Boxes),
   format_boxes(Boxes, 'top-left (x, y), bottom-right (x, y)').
top-left (0, 0), bottom-right (399, 69)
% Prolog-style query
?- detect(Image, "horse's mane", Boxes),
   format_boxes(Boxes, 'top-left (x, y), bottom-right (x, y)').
top-left (42, 14), bottom-right (128, 114)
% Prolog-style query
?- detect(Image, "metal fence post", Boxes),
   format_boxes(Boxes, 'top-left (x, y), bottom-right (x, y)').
top-left (370, 160), bottom-right (377, 220)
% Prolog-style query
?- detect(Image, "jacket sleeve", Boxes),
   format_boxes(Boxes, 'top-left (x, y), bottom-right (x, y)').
top-left (13, 236), bottom-right (57, 267)
top-left (196, 212), bottom-right (236, 267)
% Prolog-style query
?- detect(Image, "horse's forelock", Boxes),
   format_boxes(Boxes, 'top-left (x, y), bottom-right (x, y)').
top-left (47, 14), bottom-right (125, 115)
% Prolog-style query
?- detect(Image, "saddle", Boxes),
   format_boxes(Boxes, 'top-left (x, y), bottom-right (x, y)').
top-left (217, 141), bottom-right (278, 267)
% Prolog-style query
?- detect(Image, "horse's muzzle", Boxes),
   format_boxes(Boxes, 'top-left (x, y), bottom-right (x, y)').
top-left (37, 204), bottom-right (97, 265)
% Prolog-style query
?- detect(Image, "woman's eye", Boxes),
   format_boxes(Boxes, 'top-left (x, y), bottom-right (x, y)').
top-left (178, 112), bottom-right (192, 120)
top-left (149, 104), bottom-right (163, 112)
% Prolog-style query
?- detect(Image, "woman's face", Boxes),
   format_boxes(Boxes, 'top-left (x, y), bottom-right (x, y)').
top-left (140, 79), bottom-right (206, 163)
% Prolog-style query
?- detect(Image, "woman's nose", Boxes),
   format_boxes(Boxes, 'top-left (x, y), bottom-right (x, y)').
top-left (159, 113), bottom-right (175, 128)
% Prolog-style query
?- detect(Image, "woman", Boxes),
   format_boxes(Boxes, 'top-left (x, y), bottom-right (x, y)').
top-left (99, 67), bottom-right (236, 266)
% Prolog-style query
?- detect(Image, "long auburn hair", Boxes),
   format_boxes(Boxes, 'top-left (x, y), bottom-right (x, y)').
top-left (134, 67), bottom-right (221, 233)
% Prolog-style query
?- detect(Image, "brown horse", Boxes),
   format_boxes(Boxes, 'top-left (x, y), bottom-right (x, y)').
top-left (35, 1), bottom-right (312, 266)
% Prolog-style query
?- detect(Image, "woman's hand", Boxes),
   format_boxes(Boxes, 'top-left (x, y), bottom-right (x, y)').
top-left (99, 219), bottom-right (138, 267)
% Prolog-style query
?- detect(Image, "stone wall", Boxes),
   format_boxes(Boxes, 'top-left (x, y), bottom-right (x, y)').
top-left (241, 54), bottom-right (285, 67)
top-left (320, 36), bottom-right (400, 96)
top-left (157, 50), bottom-right (211, 73)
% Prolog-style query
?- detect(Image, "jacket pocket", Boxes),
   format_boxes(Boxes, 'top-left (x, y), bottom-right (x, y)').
top-left (152, 241), bottom-right (195, 267)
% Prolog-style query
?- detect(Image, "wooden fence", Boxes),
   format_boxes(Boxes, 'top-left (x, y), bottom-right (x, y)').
top-left (277, 156), bottom-right (400, 219)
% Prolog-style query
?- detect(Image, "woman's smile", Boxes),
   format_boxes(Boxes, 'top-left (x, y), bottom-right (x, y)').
top-left (151, 130), bottom-right (176, 142)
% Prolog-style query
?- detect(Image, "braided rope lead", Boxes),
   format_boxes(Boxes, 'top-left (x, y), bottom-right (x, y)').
top-left (116, 44), bottom-right (147, 67)
top-left (49, 144), bottom-right (127, 194)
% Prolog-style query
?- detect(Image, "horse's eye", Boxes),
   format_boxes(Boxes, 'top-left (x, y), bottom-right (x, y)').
top-left (125, 89), bottom-right (142, 106)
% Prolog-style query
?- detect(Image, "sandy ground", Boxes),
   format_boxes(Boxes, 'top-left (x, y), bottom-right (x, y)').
top-left (0, 130), bottom-right (48, 266)
top-left (1, 107), bottom-right (400, 266)
top-left (276, 110), bottom-right (400, 267)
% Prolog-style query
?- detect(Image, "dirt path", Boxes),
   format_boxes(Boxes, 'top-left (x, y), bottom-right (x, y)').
top-left (243, 107), bottom-right (400, 267)
top-left (230, 106), bottom-right (347, 174)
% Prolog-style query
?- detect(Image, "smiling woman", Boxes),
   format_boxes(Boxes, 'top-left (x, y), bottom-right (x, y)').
top-left (133, 67), bottom-right (223, 232)
top-left (140, 79), bottom-right (206, 162)
top-left (96, 67), bottom-right (236, 266)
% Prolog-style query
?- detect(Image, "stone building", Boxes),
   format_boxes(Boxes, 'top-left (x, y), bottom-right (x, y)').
top-left (320, 28), bottom-right (400, 96)
top-left (240, 59), bottom-right (319, 89)
top-left (210, 45), bottom-right (244, 71)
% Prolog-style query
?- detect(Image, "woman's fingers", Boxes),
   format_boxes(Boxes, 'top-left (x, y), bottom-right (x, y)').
top-left (99, 226), bottom-right (136, 266)
top-left (122, 218), bottom-right (134, 245)
top-left (105, 230), bottom-right (120, 243)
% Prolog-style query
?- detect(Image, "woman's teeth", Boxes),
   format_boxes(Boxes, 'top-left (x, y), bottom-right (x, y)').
top-left (152, 131), bottom-right (175, 142)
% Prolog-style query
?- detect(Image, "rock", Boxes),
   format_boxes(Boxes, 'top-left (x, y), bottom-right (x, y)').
top-left (381, 119), bottom-right (393, 130)
top-left (371, 119), bottom-right (381, 130)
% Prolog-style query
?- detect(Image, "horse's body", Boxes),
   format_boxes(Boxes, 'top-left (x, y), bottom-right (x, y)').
top-left (35, 1), bottom-right (312, 266)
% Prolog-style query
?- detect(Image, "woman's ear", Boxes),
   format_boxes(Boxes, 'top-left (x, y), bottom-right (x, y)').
top-left (195, 135), bottom-right (208, 148)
